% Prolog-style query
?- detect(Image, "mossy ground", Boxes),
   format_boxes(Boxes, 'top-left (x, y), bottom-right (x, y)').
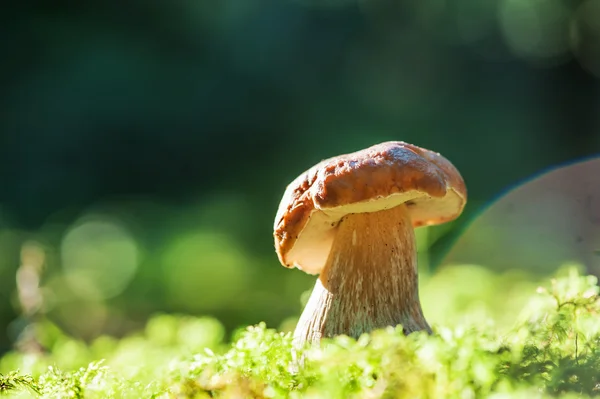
top-left (1, 266), bottom-right (600, 398)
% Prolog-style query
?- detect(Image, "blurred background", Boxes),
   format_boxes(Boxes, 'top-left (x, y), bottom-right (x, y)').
top-left (1, 0), bottom-right (599, 355)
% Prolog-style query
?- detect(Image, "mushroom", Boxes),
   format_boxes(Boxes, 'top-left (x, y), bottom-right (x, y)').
top-left (273, 141), bottom-right (467, 346)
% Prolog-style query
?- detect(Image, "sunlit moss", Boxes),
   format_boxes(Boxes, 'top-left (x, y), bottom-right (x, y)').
top-left (2, 266), bottom-right (600, 398)
top-left (421, 264), bottom-right (540, 330)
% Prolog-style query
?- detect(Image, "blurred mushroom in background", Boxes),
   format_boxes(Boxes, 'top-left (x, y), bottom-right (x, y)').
top-left (442, 157), bottom-right (600, 276)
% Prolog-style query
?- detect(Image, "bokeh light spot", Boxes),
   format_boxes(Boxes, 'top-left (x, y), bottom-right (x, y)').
top-left (162, 231), bottom-right (249, 313)
top-left (499, 0), bottom-right (571, 65)
top-left (61, 217), bottom-right (140, 300)
top-left (570, 0), bottom-right (600, 78)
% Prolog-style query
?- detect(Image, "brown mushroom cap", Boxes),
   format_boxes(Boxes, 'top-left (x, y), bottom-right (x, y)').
top-left (273, 141), bottom-right (467, 274)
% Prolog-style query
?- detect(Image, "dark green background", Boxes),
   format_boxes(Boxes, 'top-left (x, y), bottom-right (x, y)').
top-left (1, 0), bottom-right (599, 354)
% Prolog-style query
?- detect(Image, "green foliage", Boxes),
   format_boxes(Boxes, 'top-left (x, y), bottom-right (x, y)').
top-left (0, 371), bottom-right (39, 395)
top-left (2, 266), bottom-right (600, 398)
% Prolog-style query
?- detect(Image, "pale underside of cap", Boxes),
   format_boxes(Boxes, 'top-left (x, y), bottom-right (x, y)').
top-left (273, 141), bottom-right (467, 274)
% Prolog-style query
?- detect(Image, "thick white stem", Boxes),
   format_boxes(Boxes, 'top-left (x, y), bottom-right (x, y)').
top-left (293, 204), bottom-right (430, 346)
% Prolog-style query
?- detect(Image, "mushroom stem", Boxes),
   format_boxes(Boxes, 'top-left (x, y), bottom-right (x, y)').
top-left (293, 204), bottom-right (431, 346)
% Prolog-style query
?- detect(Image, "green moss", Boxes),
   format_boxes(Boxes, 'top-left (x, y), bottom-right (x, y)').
top-left (2, 266), bottom-right (600, 398)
